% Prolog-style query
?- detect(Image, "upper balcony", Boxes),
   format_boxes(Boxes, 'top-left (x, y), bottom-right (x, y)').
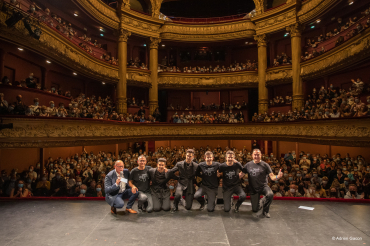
top-left (76, 0), bottom-right (340, 41)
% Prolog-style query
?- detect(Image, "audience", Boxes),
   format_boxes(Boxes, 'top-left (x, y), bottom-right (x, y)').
top-left (303, 7), bottom-right (370, 61)
top-left (272, 53), bottom-right (292, 67)
top-left (1, 145), bottom-right (369, 199)
top-left (159, 60), bottom-right (258, 73)
top-left (255, 79), bottom-right (370, 122)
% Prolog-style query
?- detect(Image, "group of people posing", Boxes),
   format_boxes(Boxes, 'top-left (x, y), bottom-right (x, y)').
top-left (105, 148), bottom-right (282, 218)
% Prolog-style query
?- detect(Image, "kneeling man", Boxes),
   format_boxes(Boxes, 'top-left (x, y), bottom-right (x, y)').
top-left (148, 158), bottom-right (173, 212)
top-left (105, 160), bottom-right (139, 214)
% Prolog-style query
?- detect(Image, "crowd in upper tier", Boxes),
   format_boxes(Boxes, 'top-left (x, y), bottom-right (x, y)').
top-left (253, 78), bottom-right (370, 122)
top-left (302, 6), bottom-right (370, 61)
top-left (1, 144), bottom-right (369, 199)
top-left (158, 60), bottom-right (258, 73)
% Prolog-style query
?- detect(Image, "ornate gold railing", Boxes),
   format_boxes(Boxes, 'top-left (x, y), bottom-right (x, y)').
top-left (158, 70), bottom-right (258, 89)
top-left (0, 116), bottom-right (369, 148)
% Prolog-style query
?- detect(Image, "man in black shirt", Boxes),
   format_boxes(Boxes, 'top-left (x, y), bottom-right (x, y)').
top-left (168, 149), bottom-right (198, 212)
top-left (129, 155), bottom-right (153, 213)
top-left (241, 149), bottom-right (283, 218)
top-left (148, 158), bottom-right (173, 212)
top-left (219, 150), bottom-right (246, 213)
top-left (194, 151), bottom-right (222, 212)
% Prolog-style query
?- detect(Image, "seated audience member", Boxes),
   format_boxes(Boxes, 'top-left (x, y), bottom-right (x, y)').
top-left (50, 172), bottom-right (67, 197)
top-left (344, 184), bottom-right (364, 199)
top-left (34, 175), bottom-right (51, 196)
top-left (10, 180), bottom-right (31, 198)
top-left (0, 93), bottom-right (8, 115)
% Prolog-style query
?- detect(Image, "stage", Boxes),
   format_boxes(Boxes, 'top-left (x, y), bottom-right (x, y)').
top-left (0, 199), bottom-right (369, 246)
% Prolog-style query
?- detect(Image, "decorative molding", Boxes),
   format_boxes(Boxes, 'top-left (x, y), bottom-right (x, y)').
top-left (286, 23), bottom-right (304, 38)
top-left (73, 0), bottom-right (119, 29)
top-left (254, 34), bottom-right (268, 47)
top-left (75, 0), bottom-right (338, 40)
top-left (266, 66), bottom-right (293, 86)
top-left (118, 28), bottom-right (131, 42)
top-left (253, 4), bottom-right (296, 35)
top-left (160, 20), bottom-right (256, 42)
top-left (158, 71), bottom-right (259, 89)
top-left (301, 28), bottom-right (370, 80)
top-left (150, 0), bottom-right (163, 18)
top-left (298, 0), bottom-right (339, 24)
top-left (1, 117), bottom-right (370, 148)
top-left (149, 37), bottom-right (161, 49)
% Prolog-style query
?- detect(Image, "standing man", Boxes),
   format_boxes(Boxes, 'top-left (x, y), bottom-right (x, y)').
top-left (240, 149), bottom-right (283, 218)
top-left (105, 160), bottom-right (139, 214)
top-left (129, 155), bottom-right (153, 213)
top-left (168, 149), bottom-right (198, 212)
top-left (194, 151), bottom-right (222, 212)
top-left (148, 158), bottom-right (173, 212)
top-left (219, 150), bottom-right (246, 213)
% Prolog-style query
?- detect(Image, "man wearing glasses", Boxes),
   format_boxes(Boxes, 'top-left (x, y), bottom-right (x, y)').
top-left (105, 160), bottom-right (139, 214)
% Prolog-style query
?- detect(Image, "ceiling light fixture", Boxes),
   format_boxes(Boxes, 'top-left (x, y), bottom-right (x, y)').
top-left (100, 34), bottom-right (104, 37)
top-left (162, 44), bottom-right (165, 47)
top-left (245, 42), bottom-right (249, 44)
top-left (143, 44), bottom-right (146, 47)
top-left (316, 19), bottom-right (321, 23)
top-left (74, 13), bottom-right (78, 17)
top-left (73, 72), bottom-right (77, 75)
top-left (349, 1), bottom-right (354, 5)
top-left (46, 60), bottom-right (51, 64)
top-left (99, 28), bottom-right (104, 32)
top-left (311, 25), bottom-right (315, 29)
top-left (102, 82), bottom-right (105, 85)
top-left (284, 33), bottom-right (289, 37)
top-left (18, 47), bottom-right (24, 51)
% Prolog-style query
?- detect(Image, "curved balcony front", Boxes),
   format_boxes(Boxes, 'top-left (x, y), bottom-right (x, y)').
top-left (1, 116), bottom-right (369, 148)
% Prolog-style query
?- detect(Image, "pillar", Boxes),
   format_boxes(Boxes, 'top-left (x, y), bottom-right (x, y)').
top-left (0, 49), bottom-right (5, 81)
top-left (272, 141), bottom-right (279, 158)
top-left (287, 23), bottom-right (304, 111)
top-left (117, 24), bottom-right (131, 114)
top-left (254, 34), bottom-right (268, 114)
top-left (149, 37), bottom-right (161, 115)
top-left (264, 141), bottom-right (268, 156)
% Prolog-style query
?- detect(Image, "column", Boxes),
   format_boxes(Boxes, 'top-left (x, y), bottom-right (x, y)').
top-left (254, 34), bottom-right (268, 114)
top-left (272, 141), bottom-right (279, 158)
top-left (287, 23), bottom-right (304, 111)
top-left (0, 49), bottom-right (5, 80)
top-left (117, 24), bottom-right (131, 114)
top-left (149, 37), bottom-right (161, 115)
top-left (264, 141), bottom-right (268, 156)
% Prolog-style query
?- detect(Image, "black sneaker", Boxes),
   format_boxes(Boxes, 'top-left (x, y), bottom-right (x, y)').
top-left (263, 212), bottom-right (271, 218)
top-left (234, 207), bottom-right (239, 213)
top-left (142, 206), bottom-right (147, 212)
top-left (171, 206), bottom-right (178, 213)
top-left (199, 201), bottom-right (205, 211)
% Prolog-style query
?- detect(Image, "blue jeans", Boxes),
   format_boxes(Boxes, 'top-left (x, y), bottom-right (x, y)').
top-left (113, 189), bottom-right (139, 209)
